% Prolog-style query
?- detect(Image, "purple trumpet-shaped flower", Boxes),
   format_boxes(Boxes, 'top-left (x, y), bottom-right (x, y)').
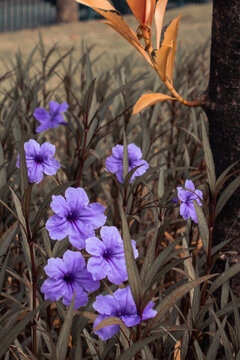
top-left (93, 286), bottom-right (157, 340)
top-left (34, 101), bottom-right (68, 133)
top-left (16, 139), bottom-right (60, 184)
top-left (46, 187), bottom-right (106, 249)
top-left (86, 226), bottom-right (138, 285)
top-left (106, 144), bottom-right (149, 184)
top-left (41, 250), bottom-right (100, 309)
top-left (177, 180), bottom-right (203, 223)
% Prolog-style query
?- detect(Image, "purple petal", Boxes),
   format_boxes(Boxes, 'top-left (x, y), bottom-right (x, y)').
top-left (106, 155), bottom-right (122, 173)
top-left (75, 268), bottom-right (100, 292)
top-left (65, 187), bottom-right (89, 209)
top-left (46, 215), bottom-right (69, 240)
top-left (188, 202), bottom-right (198, 223)
top-left (141, 302), bottom-right (157, 320)
top-left (35, 122), bottom-right (52, 133)
top-left (184, 180), bottom-right (195, 192)
top-left (127, 143), bottom-right (143, 161)
top-left (100, 226), bottom-right (123, 247)
top-left (94, 314), bottom-right (120, 340)
top-left (121, 314), bottom-right (140, 327)
top-left (112, 145), bottom-right (123, 159)
top-left (33, 108), bottom-right (51, 122)
top-left (24, 139), bottom-right (40, 157)
top-left (107, 256), bottom-right (128, 284)
top-left (115, 169), bottom-right (124, 184)
top-left (58, 102), bottom-right (69, 113)
top-left (50, 195), bottom-right (71, 218)
top-left (39, 142), bottom-right (56, 158)
top-left (93, 294), bottom-right (118, 315)
top-left (62, 285), bottom-right (88, 309)
top-left (131, 240), bottom-right (139, 259)
top-left (28, 163), bottom-right (44, 183)
top-left (80, 203), bottom-right (106, 229)
top-left (179, 203), bottom-right (190, 220)
top-left (87, 256), bottom-right (109, 281)
top-left (69, 229), bottom-right (95, 250)
top-left (85, 237), bottom-right (106, 256)
top-left (49, 101), bottom-right (59, 114)
top-left (177, 187), bottom-right (188, 202)
top-left (113, 287), bottom-right (136, 312)
top-left (40, 278), bottom-right (65, 301)
top-left (130, 159), bottom-right (149, 180)
top-left (44, 257), bottom-right (67, 279)
top-left (195, 190), bottom-right (203, 204)
top-left (43, 158), bottom-right (61, 175)
top-left (63, 250), bottom-right (86, 273)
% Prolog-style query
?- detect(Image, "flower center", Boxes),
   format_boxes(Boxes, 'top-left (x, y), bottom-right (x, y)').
top-left (66, 211), bottom-right (78, 221)
top-left (63, 273), bottom-right (74, 284)
top-left (34, 155), bottom-right (44, 164)
top-left (103, 249), bottom-right (112, 261)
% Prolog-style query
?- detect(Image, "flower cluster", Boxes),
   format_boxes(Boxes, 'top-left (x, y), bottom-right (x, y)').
top-left (18, 102), bottom-right (206, 342)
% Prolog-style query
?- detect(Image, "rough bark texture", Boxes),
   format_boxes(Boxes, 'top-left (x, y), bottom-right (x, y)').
top-left (57, 0), bottom-right (79, 23)
top-left (204, 0), bottom-right (240, 292)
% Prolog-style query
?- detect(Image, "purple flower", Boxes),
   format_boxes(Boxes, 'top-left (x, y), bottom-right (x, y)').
top-left (16, 139), bottom-right (60, 184)
top-left (46, 187), bottom-right (107, 249)
top-left (41, 250), bottom-right (99, 309)
top-left (93, 286), bottom-right (156, 340)
top-left (177, 180), bottom-right (203, 223)
top-left (34, 101), bottom-right (68, 133)
top-left (86, 226), bottom-right (138, 285)
top-left (106, 144), bottom-right (149, 184)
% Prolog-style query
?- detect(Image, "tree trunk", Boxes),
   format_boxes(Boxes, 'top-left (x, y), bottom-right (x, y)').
top-left (204, 0), bottom-right (240, 292)
top-left (56, 0), bottom-right (79, 23)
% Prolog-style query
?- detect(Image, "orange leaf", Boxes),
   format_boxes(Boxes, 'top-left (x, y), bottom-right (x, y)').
top-left (77, 0), bottom-right (142, 47)
top-left (76, 0), bottom-right (113, 10)
top-left (151, 45), bottom-right (171, 80)
top-left (126, 0), bottom-right (156, 26)
top-left (132, 93), bottom-right (175, 115)
top-left (154, 0), bottom-right (168, 48)
top-left (103, 20), bottom-right (153, 67)
top-left (161, 15), bottom-right (182, 83)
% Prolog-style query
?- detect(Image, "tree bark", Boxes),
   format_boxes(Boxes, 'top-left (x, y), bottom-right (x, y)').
top-left (56, 0), bottom-right (79, 23)
top-left (204, 0), bottom-right (240, 292)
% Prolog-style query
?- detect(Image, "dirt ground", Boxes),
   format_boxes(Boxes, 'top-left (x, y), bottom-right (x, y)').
top-left (0, 3), bottom-right (212, 74)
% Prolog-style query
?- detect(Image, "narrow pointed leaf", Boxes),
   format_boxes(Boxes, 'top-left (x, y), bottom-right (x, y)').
top-left (93, 317), bottom-right (125, 332)
top-left (123, 132), bottom-right (129, 181)
top-left (193, 200), bottom-right (209, 253)
top-left (145, 274), bottom-right (216, 334)
top-left (210, 262), bottom-right (240, 294)
top-left (155, 0), bottom-right (168, 48)
top-left (120, 207), bottom-right (142, 309)
top-left (209, 310), bottom-right (234, 360)
top-left (0, 302), bottom-right (48, 358)
top-left (116, 334), bottom-right (160, 360)
top-left (151, 45), bottom-right (172, 81)
top-left (132, 93), bottom-right (175, 115)
top-left (56, 294), bottom-right (75, 360)
top-left (161, 15), bottom-right (182, 83)
top-left (215, 174), bottom-right (240, 218)
top-left (201, 119), bottom-right (216, 194)
top-left (103, 21), bottom-right (153, 67)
